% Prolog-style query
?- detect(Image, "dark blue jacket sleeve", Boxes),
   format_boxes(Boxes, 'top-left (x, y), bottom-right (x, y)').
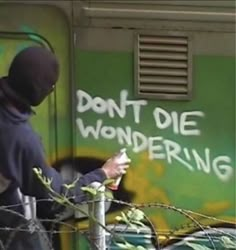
top-left (20, 132), bottom-right (107, 205)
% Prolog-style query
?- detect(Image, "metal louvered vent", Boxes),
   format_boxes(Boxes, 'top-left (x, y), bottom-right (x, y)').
top-left (135, 33), bottom-right (192, 100)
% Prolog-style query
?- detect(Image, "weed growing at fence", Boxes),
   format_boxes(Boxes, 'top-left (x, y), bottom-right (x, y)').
top-left (0, 168), bottom-right (235, 250)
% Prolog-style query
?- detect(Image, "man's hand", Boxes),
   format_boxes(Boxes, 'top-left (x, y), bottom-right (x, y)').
top-left (101, 155), bottom-right (130, 179)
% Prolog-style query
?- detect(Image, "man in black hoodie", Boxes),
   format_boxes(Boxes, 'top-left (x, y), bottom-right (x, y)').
top-left (0, 47), bottom-right (128, 250)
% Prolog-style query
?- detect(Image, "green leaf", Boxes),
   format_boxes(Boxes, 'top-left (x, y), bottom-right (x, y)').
top-left (81, 187), bottom-right (97, 196)
top-left (220, 236), bottom-right (236, 248)
top-left (130, 223), bottom-right (140, 234)
top-left (115, 242), bottom-right (137, 249)
top-left (115, 242), bottom-right (131, 249)
top-left (115, 242), bottom-right (147, 250)
top-left (128, 208), bottom-right (145, 221)
top-left (63, 177), bottom-right (79, 190)
top-left (104, 191), bottom-right (114, 199)
top-left (132, 221), bottom-right (146, 228)
top-left (186, 242), bottom-right (213, 250)
top-left (33, 167), bottom-right (42, 176)
top-left (51, 196), bottom-right (66, 205)
top-left (121, 212), bottom-right (129, 224)
top-left (115, 216), bottom-right (122, 221)
top-left (103, 179), bottom-right (115, 186)
top-left (63, 183), bottom-right (73, 190)
top-left (136, 246), bottom-right (146, 250)
top-left (45, 177), bottom-right (52, 186)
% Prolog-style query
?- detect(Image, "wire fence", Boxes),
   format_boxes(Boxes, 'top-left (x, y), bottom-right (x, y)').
top-left (0, 190), bottom-right (235, 250)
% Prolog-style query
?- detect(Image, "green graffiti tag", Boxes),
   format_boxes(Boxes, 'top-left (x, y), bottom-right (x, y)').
top-left (20, 25), bottom-right (42, 44)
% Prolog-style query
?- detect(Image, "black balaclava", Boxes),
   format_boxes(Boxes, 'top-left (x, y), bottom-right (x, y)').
top-left (2, 46), bottom-right (59, 110)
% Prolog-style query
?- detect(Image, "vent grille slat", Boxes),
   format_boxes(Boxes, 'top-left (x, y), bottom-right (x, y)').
top-left (140, 76), bottom-right (187, 85)
top-left (140, 44), bottom-right (187, 52)
top-left (140, 68), bottom-right (187, 76)
top-left (139, 85), bottom-right (188, 94)
top-left (139, 36), bottom-right (188, 45)
top-left (141, 60), bottom-right (187, 68)
top-left (140, 52), bottom-right (187, 61)
top-left (135, 33), bottom-right (192, 100)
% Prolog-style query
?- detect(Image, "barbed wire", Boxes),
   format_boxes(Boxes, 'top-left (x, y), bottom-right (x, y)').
top-left (0, 197), bottom-right (235, 250)
top-left (2, 195), bottom-right (235, 226)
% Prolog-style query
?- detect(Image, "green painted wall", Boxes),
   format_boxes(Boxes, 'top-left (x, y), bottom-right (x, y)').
top-left (74, 50), bottom-right (235, 231)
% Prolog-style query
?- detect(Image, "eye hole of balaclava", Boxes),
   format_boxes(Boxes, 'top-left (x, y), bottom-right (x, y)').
top-left (7, 46), bottom-right (59, 107)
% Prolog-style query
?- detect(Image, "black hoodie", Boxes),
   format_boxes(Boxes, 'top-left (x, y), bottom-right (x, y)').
top-left (0, 47), bottom-right (107, 249)
top-left (0, 80), bottom-right (107, 250)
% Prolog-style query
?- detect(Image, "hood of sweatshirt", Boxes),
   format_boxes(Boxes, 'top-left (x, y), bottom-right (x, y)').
top-left (0, 77), bottom-right (31, 124)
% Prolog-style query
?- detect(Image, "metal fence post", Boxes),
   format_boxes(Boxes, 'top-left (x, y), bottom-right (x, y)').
top-left (88, 182), bottom-right (106, 250)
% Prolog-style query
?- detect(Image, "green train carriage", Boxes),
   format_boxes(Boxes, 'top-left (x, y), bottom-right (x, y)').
top-left (0, 1), bottom-right (235, 249)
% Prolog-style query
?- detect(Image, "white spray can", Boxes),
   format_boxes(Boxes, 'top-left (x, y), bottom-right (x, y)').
top-left (108, 148), bottom-right (130, 190)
